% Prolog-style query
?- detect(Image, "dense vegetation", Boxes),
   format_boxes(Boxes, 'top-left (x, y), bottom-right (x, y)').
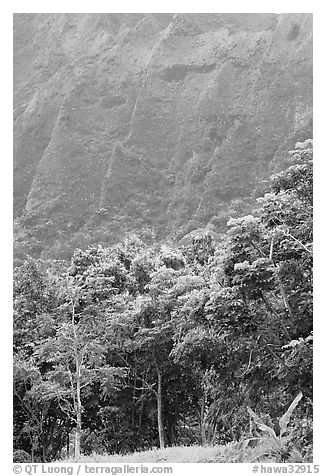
top-left (13, 141), bottom-right (313, 463)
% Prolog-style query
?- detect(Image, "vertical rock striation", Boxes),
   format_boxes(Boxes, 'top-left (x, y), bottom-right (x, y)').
top-left (13, 13), bottom-right (312, 252)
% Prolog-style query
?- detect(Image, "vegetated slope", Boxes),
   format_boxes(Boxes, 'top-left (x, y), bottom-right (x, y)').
top-left (13, 141), bottom-right (313, 463)
top-left (13, 13), bottom-right (312, 258)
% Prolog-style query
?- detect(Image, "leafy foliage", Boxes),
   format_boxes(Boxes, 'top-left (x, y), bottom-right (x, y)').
top-left (13, 141), bottom-right (313, 462)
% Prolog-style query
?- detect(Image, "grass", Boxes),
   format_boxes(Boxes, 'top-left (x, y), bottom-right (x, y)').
top-left (61, 440), bottom-right (307, 464)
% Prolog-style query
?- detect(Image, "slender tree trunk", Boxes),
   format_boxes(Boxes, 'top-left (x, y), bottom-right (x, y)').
top-left (132, 373), bottom-right (137, 427)
top-left (167, 414), bottom-right (177, 446)
top-left (75, 370), bottom-right (82, 459)
top-left (71, 298), bottom-right (82, 460)
top-left (31, 434), bottom-right (35, 463)
top-left (200, 397), bottom-right (207, 445)
top-left (67, 432), bottom-right (70, 458)
top-left (138, 371), bottom-right (146, 432)
top-left (138, 400), bottom-right (144, 431)
top-left (42, 442), bottom-right (46, 463)
top-left (269, 235), bottom-right (295, 321)
top-left (75, 412), bottom-right (82, 459)
top-left (156, 367), bottom-right (165, 449)
top-left (211, 424), bottom-right (218, 445)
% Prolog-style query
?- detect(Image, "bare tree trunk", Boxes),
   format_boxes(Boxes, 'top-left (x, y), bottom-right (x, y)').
top-left (200, 397), bottom-right (207, 445)
top-left (156, 367), bottom-right (165, 449)
top-left (211, 423), bottom-right (218, 445)
top-left (75, 369), bottom-right (82, 459)
top-left (67, 432), bottom-right (70, 458)
top-left (138, 371), bottom-right (146, 432)
top-left (138, 400), bottom-right (144, 431)
top-left (132, 373), bottom-right (137, 427)
top-left (71, 299), bottom-right (82, 460)
top-left (42, 443), bottom-right (46, 463)
top-left (75, 413), bottom-right (82, 459)
top-left (31, 434), bottom-right (35, 463)
top-left (269, 235), bottom-right (295, 321)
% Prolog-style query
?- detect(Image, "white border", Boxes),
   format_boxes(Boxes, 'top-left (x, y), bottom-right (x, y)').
top-left (3, 2), bottom-right (324, 473)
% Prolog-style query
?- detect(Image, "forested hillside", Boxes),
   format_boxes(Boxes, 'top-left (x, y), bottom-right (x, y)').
top-left (13, 13), bottom-right (312, 261)
top-left (13, 140), bottom-right (313, 463)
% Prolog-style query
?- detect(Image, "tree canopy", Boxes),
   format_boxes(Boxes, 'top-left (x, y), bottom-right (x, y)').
top-left (13, 140), bottom-right (313, 462)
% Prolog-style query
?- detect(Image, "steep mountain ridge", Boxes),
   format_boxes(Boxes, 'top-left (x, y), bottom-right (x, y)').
top-left (13, 13), bottom-right (312, 257)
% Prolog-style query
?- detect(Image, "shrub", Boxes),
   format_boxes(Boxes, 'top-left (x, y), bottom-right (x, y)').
top-left (13, 449), bottom-right (32, 463)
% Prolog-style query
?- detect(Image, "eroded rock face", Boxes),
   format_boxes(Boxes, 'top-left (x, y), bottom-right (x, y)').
top-left (13, 13), bottom-right (312, 253)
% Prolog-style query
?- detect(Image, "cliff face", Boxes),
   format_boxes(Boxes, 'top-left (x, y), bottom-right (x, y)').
top-left (13, 13), bottom-right (312, 254)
